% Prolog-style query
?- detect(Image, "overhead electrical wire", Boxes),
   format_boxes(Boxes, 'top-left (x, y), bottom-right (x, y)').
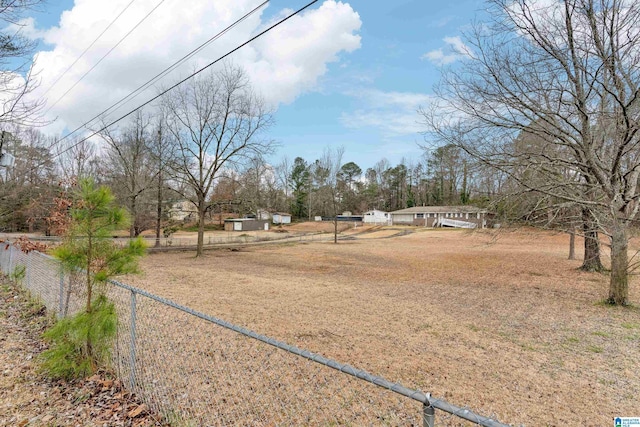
top-left (43, 0), bottom-right (168, 115)
top-left (77, 0), bottom-right (270, 135)
top-left (46, 0), bottom-right (269, 151)
top-left (13, 0), bottom-right (270, 177)
top-left (40, 0), bottom-right (139, 98)
top-left (36, 0), bottom-right (318, 172)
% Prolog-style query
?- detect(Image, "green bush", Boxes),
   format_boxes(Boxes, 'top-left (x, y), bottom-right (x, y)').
top-left (9, 264), bottom-right (26, 284)
top-left (40, 295), bottom-right (116, 380)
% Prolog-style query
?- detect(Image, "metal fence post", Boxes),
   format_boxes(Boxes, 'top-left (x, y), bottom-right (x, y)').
top-left (58, 271), bottom-right (65, 319)
top-left (130, 289), bottom-right (137, 389)
top-left (26, 251), bottom-right (31, 289)
top-left (7, 244), bottom-right (12, 274)
top-left (423, 400), bottom-right (435, 427)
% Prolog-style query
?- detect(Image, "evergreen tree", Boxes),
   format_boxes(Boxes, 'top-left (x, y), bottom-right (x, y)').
top-left (41, 179), bottom-right (145, 379)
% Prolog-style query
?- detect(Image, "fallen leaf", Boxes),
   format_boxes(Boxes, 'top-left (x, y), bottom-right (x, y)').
top-left (128, 403), bottom-right (147, 418)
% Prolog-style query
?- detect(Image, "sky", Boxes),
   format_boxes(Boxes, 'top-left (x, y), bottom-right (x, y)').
top-left (17, 0), bottom-right (488, 171)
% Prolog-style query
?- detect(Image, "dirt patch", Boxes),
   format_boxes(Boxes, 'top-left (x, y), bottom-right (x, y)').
top-left (123, 228), bottom-right (640, 426)
top-left (284, 221), bottom-right (357, 233)
top-left (0, 281), bottom-right (167, 427)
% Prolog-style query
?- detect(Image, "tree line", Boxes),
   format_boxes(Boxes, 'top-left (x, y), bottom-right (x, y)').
top-left (0, 119), bottom-right (498, 232)
top-left (2, 0), bottom-right (638, 306)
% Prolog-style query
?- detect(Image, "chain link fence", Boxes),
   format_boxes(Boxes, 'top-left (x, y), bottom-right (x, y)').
top-left (5, 231), bottom-right (338, 250)
top-left (0, 243), bottom-right (509, 427)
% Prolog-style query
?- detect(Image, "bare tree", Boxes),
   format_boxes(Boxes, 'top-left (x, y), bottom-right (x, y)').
top-left (238, 155), bottom-right (269, 217)
top-left (276, 156), bottom-right (291, 201)
top-left (0, 0), bottom-right (47, 132)
top-left (317, 146), bottom-right (344, 244)
top-left (148, 114), bottom-right (177, 247)
top-left (422, 0), bottom-right (640, 305)
top-left (97, 111), bottom-right (157, 237)
top-left (55, 135), bottom-right (98, 181)
top-left (0, 125), bottom-right (56, 232)
top-left (162, 65), bottom-right (274, 256)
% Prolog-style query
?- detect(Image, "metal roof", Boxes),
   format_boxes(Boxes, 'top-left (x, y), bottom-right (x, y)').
top-left (389, 206), bottom-right (487, 214)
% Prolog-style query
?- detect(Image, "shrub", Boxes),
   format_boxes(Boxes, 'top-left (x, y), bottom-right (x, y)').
top-left (40, 179), bottom-right (144, 379)
top-left (40, 294), bottom-right (116, 380)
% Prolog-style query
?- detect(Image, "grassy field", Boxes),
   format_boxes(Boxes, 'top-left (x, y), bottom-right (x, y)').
top-left (123, 227), bottom-right (640, 426)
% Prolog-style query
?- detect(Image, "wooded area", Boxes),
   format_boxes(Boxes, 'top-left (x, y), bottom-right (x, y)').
top-left (2, 0), bottom-right (639, 304)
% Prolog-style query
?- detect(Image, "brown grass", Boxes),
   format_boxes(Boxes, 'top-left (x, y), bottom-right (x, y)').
top-left (123, 227), bottom-right (640, 426)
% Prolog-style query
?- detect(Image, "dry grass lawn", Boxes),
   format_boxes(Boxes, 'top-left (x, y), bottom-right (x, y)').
top-left (123, 227), bottom-right (640, 426)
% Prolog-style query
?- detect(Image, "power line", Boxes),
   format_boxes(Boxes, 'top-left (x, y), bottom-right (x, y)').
top-left (77, 0), bottom-right (270, 137)
top-left (46, 0), bottom-right (269, 152)
top-left (40, 0), bottom-right (138, 99)
top-left (45, 0), bottom-right (319, 169)
top-left (90, 0), bottom-right (317, 134)
top-left (43, 0), bottom-right (168, 115)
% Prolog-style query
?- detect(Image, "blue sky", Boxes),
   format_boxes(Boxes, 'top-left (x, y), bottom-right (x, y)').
top-left (23, 0), bottom-right (487, 171)
top-left (268, 0), bottom-right (487, 169)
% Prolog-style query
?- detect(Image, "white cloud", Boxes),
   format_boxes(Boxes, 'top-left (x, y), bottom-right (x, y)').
top-left (340, 89), bottom-right (433, 136)
top-left (5, 17), bottom-right (46, 41)
top-left (26, 0), bottom-right (361, 134)
top-left (0, 72), bottom-right (27, 114)
top-left (422, 35), bottom-right (472, 66)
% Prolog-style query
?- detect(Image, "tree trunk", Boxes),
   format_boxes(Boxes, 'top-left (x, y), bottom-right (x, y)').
top-left (196, 200), bottom-right (205, 257)
top-left (568, 229), bottom-right (576, 260)
top-left (334, 218), bottom-right (338, 244)
top-left (129, 197), bottom-right (136, 238)
top-left (155, 127), bottom-right (163, 248)
top-left (155, 174), bottom-right (162, 248)
top-left (608, 222), bottom-right (629, 305)
top-left (581, 208), bottom-right (604, 272)
top-left (86, 233), bottom-right (93, 314)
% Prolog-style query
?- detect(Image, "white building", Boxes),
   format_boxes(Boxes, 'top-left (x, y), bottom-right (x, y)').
top-left (272, 212), bottom-right (292, 224)
top-left (168, 200), bottom-right (198, 222)
top-left (389, 206), bottom-right (487, 228)
top-left (362, 209), bottom-right (390, 225)
top-left (256, 209), bottom-right (271, 220)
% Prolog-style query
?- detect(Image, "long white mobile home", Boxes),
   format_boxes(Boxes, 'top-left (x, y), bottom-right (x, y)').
top-left (362, 209), bottom-right (390, 225)
top-left (389, 206), bottom-right (487, 228)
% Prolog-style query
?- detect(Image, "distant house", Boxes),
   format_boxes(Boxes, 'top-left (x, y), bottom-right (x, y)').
top-left (168, 200), bottom-right (198, 222)
top-left (256, 209), bottom-right (271, 220)
top-left (272, 212), bottom-right (292, 224)
top-left (362, 209), bottom-right (390, 225)
top-left (389, 206), bottom-right (487, 228)
top-left (329, 213), bottom-right (363, 222)
top-left (224, 218), bottom-right (270, 232)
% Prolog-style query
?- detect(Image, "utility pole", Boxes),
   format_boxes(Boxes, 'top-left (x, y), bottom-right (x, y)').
top-left (0, 131), bottom-right (16, 182)
top-left (154, 127), bottom-right (163, 248)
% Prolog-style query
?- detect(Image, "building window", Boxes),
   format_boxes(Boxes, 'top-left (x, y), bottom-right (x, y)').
top-left (416, 213), bottom-right (424, 219)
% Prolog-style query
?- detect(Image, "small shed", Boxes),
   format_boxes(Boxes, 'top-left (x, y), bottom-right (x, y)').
top-left (272, 212), bottom-right (291, 225)
top-left (256, 209), bottom-right (271, 220)
top-left (224, 218), bottom-right (270, 231)
top-left (363, 209), bottom-right (390, 225)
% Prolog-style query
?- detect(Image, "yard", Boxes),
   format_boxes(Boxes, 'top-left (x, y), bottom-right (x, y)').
top-left (123, 227), bottom-right (640, 426)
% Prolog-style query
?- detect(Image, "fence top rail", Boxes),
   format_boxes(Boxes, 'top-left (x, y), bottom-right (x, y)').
top-left (4, 242), bottom-right (509, 427)
top-left (108, 277), bottom-right (510, 427)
